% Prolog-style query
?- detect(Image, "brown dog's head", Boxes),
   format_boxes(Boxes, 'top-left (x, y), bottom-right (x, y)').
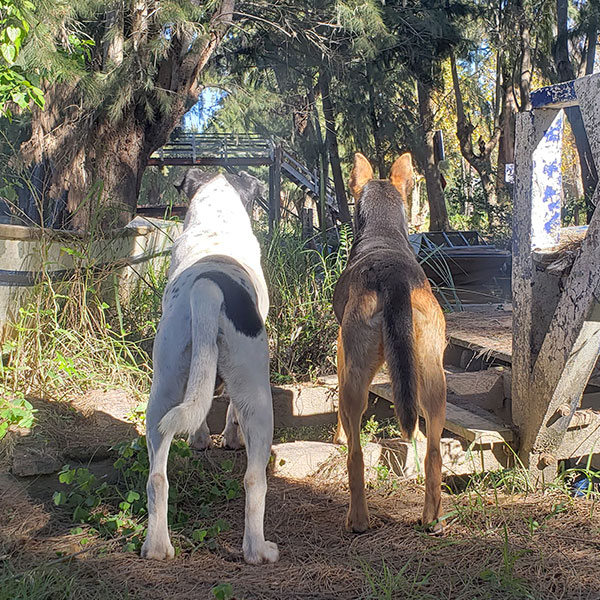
top-left (349, 153), bottom-right (414, 236)
top-left (349, 152), bottom-right (413, 208)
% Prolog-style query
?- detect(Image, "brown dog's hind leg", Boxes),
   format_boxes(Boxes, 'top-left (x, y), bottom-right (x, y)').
top-left (334, 329), bottom-right (348, 445)
top-left (338, 302), bottom-right (383, 533)
top-left (412, 287), bottom-right (447, 532)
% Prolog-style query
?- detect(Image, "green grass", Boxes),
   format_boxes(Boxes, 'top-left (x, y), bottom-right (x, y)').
top-left (261, 222), bottom-right (351, 382)
top-left (361, 559), bottom-right (435, 600)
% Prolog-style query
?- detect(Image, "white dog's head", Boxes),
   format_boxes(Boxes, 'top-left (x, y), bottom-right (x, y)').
top-left (175, 169), bottom-right (265, 215)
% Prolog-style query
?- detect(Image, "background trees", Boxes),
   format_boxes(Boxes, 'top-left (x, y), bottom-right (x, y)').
top-left (10, 0), bottom-right (235, 229)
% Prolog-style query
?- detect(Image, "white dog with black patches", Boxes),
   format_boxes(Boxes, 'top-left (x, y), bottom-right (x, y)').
top-left (141, 170), bottom-right (279, 565)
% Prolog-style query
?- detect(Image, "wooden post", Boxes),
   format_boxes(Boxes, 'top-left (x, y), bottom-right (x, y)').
top-left (512, 74), bottom-right (600, 484)
top-left (268, 144), bottom-right (282, 235)
top-left (301, 207), bottom-right (317, 250)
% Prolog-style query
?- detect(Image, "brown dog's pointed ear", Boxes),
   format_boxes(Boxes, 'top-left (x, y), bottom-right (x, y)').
top-left (389, 153), bottom-right (414, 201)
top-left (349, 153), bottom-right (374, 200)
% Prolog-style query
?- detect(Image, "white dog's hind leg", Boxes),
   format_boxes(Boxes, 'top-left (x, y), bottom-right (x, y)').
top-left (143, 279), bottom-right (223, 560)
top-left (221, 403), bottom-right (244, 449)
top-left (222, 331), bottom-right (278, 564)
top-left (142, 407), bottom-right (176, 560)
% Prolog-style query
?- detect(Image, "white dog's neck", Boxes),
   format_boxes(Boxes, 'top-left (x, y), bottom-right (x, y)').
top-left (170, 175), bottom-right (268, 318)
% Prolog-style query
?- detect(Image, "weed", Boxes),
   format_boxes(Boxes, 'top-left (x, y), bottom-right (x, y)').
top-left (53, 436), bottom-right (241, 553)
top-left (360, 415), bottom-right (379, 447)
top-left (211, 582), bottom-right (235, 600)
top-left (360, 558), bottom-right (435, 600)
top-left (477, 525), bottom-right (536, 599)
top-left (0, 388), bottom-right (35, 440)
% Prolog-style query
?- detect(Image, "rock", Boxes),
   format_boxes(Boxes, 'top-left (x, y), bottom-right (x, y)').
top-left (270, 441), bottom-right (341, 479)
top-left (380, 436), bottom-right (505, 478)
top-left (11, 446), bottom-right (63, 477)
top-left (270, 440), bottom-right (382, 482)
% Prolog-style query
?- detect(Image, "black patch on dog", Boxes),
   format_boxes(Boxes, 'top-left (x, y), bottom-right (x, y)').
top-left (193, 270), bottom-right (263, 338)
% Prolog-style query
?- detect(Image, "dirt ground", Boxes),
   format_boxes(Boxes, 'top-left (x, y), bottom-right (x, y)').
top-left (1, 389), bottom-right (599, 600)
top-left (2, 458), bottom-right (600, 600)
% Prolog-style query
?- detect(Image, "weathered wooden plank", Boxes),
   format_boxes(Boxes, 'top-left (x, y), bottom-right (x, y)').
top-left (526, 297), bottom-right (600, 456)
top-left (556, 413), bottom-right (600, 461)
top-left (369, 381), bottom-right (514, 445)
top-left (447, 335), bottom-right (512, 364)
top-left (512, 109), bottom-right (563, 439)
top-left (530, 80), bottom-right (577, 110)
top-left (573, 75), bottom-right (600, 168)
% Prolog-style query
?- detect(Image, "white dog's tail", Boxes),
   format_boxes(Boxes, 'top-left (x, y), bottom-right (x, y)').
top-left (158, 279), bottom-right (223, 437)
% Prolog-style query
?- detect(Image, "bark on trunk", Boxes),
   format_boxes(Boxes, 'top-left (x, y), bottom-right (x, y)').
top-left (416, 79), bottom-right (449, 231)
top-left (584, 15), bottom-right (597, 76)
top-left (319, 70), bottom-right (352, 224)
top-left (495, 67), bottom-right (516, 203)
top-left (519, 15), bottom-right (532, 112)
top-left (367, 65), bottom-right (386, 179)
top-left (18, 0), bottom-right (235, 231)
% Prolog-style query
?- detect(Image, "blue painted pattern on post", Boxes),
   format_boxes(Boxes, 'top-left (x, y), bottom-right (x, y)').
top-left (530, 81), bottom-right (577, 109)
top-left (531, 111), bottom-right (564, 249)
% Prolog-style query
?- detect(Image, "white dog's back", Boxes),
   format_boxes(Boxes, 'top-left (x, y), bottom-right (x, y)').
top-left (170, 174), bottom-right (268, 319)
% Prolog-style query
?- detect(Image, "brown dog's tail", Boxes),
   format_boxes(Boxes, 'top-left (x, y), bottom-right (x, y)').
top-left (381, 283), bottom-right (418, 440)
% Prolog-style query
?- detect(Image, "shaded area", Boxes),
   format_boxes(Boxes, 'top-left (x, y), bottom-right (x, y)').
top-left (1, 459), bottom-right (599, 600)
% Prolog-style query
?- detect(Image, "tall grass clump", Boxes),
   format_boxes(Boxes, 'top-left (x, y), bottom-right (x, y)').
top-left (261, 223), bottom-right (351, 382)
top-left (0, 228), bottom-right (168, 405)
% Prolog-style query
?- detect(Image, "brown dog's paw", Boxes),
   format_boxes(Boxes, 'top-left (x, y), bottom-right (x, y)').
top-left (346, 508), bottom-right (370, 533)
top-left (419, 517), bottom-right (444, 535)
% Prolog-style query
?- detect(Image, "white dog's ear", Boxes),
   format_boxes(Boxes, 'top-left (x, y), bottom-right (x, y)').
top-left (226, 171), bottom-right (265, 214)
top-left (175, 169), bottom-right (218, 200)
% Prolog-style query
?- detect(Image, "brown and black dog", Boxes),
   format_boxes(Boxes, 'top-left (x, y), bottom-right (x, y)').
top-left (333, 153), bottom-right (446, 533)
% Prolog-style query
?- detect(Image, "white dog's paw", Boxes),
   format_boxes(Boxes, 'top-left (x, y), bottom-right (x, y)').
top-left (141, 537), bottom-right (175, 560)
top-left (243, 540), bottom-right (279, 565)
top-left (188, 431), bottom-right (213, 451)
top-left (221, 427), bottom-right (245, 450)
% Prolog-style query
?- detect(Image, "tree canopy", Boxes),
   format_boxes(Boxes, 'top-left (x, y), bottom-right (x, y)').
top-left (0, 0), bottom-right (597, 234)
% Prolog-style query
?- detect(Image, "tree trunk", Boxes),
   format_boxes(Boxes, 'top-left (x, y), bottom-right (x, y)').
top-left (416, 79), bottom-right (449, 231)
top-left (518, 10), bottom-right (532, 112)
top-left (319, 69), bottom-right (352, 224)
top-left (307, 83), bottom-right (329, 241)
top-left (18, 0), bottom-right (235, 231)
top-left (495, 67), bottom-right (516, 203)
top-left (555, 0), bottom-right (598, 220)
top-left (367, 65), bottom-right (386, 179)
top-left (584, 14), bottom-right (597, 76)
top-left (449, 53), bottom-right (501, 229)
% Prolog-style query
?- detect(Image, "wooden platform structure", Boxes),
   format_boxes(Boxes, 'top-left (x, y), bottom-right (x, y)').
top-left (146, 132), bottom-right (338, 232)
top-left (511, 74), bottom-right (600, 483)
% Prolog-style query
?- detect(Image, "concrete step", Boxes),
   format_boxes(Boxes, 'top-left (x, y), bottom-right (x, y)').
top-left (269, 437), bottom-right (509, 481)
top-left (370, 377), bottom-right (515, 446)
